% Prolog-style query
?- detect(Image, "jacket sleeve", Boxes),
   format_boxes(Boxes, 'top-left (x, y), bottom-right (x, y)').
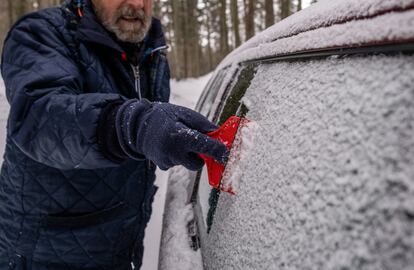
top-left (1, 14), bottom-right (127, 170)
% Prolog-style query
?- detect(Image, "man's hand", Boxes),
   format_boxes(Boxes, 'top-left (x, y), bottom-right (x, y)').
top-left (115, 99), bottom-right (229, 170)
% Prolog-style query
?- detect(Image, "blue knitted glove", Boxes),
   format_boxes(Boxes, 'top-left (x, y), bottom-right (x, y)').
top-left (114, 99), bottom-right (229, 170)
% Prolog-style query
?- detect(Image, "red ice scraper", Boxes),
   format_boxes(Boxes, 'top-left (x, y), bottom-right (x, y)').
top-left (199, 116), bottom-right (245, 195)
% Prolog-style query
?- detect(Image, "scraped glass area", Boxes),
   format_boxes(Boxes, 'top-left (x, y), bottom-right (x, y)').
top-left (196, 64), bottom-right (257, 233)
top-left (216, 64), bottom-right (257, 125)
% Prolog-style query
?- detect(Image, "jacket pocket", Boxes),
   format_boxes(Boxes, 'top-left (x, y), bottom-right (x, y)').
top-left (44, 202), bottom-right (128, 229)
top-left (33, 202), bottom-right (139, 269)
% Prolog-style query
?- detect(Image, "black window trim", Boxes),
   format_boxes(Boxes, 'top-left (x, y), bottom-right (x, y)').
top-left (242, 42), bottom-right (414, 66)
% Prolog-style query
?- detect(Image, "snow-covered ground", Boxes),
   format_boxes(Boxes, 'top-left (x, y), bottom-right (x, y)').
top-left (0, 74), bottom-right (211, 269)
top-left (169, 74), bottom-right (212, 108)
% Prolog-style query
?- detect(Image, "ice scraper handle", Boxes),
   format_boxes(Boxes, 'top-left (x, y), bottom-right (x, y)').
top-left (199, 116), bottom-right (243, 193)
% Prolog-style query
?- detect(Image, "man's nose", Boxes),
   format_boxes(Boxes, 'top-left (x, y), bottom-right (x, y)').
top-left (125, 0), bottom-right (145, 9)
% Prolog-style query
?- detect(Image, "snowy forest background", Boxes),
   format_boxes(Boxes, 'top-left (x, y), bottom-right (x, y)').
top-left (0, 0), bottom-right (316, 79)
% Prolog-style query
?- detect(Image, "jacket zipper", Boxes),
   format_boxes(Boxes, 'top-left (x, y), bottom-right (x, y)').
top-left (130, 46), bottom-right (168, 169)
top-left (131, 64), bottom-right (152, 167)
top-left (130, 46), bottom-right (168, 100)
top-left (131, 64), bottom-right (142, 100)
top-left (130, 45), bottom-right (168, 100)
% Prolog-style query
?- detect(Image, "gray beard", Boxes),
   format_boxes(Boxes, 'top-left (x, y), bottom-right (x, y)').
top-left (102, 20), bottom-right (151, 43)
top-left (93, 3), bottom-right (152, 43)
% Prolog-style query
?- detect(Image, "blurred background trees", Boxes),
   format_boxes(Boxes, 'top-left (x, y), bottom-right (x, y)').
top-left (0, 0), bottom-right (317, 79)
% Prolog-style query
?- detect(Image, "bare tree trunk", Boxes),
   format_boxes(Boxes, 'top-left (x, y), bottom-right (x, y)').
top-left (153, 0), bottom-right (162, 19)
top-left (297, 0), bottom-right (302, 11)
top-left (37, 0), bottom-right (63, 9)
top-left (245, 0), bottom-right (255, 40)
top-left (0, 0), bottom-right (11, 52)
top-left (8, 0), bottom-right (32, 23)
top-left (181, 1), bottom-right (189, 78)
top-left (219, 0), bottom-right (229, 58)
top-left (204, 0), bottom-right (213, 71)
top-left (187, 0), bottom-right (200, 77)
top-left (38, 0), bottom-right (49, 9)
top-left (280, 0), bottom-right (291, 19)
top-left (265, 0), bottom-right (275, 28)
top-left (171, 0), bottom-right (185, 79)
top-left (231, 0), bottom-right (241, 48)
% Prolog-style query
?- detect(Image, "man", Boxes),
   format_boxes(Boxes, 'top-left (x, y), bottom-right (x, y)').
top-left (0, 0), bottom-right (227, 269)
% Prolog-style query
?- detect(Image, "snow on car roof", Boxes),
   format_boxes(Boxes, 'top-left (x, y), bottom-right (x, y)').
top-left (219, 0), bottom-right (414, 69)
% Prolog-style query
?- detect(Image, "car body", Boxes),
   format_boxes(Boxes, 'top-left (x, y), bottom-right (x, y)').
top-left (160, 0), bottom-right (414, 269)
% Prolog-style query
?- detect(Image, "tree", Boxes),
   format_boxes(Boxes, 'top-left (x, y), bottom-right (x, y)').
top-left (171, 0), bottom-right (187, 78)
top-left (297, 0), bottom-right (302, 11)
top-left (280, 0), bottom-right (292, 19)
top-left (187, 0), bottom-right (201, 77)
top-left (245, 0), bottom-right (255, 40)
top-left (8, 0), bottom-right (30, 24)
top-left (38, 0), bottom-right (61, 9)
top-left (0, 0), bottom-right (10, 52)
top-left (153, 0), bottom-right (162, 19)
top-left (1, 0), bottom-right (305, 78)
top-left (203, 0), bottom-right (214, 71)
top-left (265, 0), bottom-right (275, 28)
top-left (231, 0), bottom-right (241, 48)
top-left (219, 0), bottom-right (229, 57)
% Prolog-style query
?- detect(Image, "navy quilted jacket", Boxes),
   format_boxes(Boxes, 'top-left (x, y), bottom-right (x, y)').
top-left (0, 0), bottom-right (170, 269)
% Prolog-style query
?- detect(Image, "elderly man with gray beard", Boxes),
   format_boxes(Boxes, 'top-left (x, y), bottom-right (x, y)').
top-left (0, 0), bottom-right (228, 269)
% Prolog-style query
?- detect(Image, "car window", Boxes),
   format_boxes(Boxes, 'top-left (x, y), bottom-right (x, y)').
top-left (215, 64), bottom-right (256, 125)
top-left (196, 64), bottom-right (257, 233)
top-left (195, 76), bottom-right (215, 112)
top-left (200, 53), bottom-right (414, 269)
top-left (197, 68), bottom-right (228, 117)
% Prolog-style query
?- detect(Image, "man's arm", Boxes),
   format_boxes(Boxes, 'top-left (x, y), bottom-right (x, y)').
top-left (1, 14), bottom-right (127, 170)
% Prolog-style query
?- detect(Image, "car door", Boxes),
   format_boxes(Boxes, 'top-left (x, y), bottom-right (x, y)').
top-left (196, 44), bottom-right (414, 270)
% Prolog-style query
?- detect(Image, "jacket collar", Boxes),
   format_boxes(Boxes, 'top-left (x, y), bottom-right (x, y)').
top-left (74, 0), bottom-right (167, 55)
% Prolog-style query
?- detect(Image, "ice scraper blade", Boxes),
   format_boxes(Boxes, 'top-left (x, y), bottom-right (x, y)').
top-left (199, 116), bottom-right (244, 195)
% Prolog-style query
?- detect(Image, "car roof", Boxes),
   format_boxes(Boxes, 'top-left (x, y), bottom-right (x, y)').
top-left (218, 0), bottom-right (414, 69)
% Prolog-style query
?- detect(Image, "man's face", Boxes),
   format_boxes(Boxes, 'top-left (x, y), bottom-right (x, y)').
top-left (92, 0), bottom-right (153, 43)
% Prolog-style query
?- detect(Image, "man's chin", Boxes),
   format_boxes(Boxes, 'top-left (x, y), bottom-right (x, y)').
top-left (114, 30), bottom-right (147, 43)
top-left (109, 19), bottom-right (151, 43)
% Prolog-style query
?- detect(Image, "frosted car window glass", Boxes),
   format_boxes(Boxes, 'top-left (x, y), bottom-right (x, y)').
top-left (202, 54), bottom-right (414, 269)
top-left (196, 64), bottom-right (257, 233)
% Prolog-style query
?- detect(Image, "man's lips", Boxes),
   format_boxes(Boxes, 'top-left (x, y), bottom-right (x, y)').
top-left (121, 16), bottom-right (140, 22)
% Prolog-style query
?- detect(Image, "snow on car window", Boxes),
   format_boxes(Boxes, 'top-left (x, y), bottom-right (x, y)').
top-left (196, 65), bottom-right (257, 233)
top-left (202, 54), bottom-right (414, 270)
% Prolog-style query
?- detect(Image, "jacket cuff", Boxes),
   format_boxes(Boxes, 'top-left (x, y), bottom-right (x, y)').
top-left (97, 100), bottom-right (129, 163)
top-left (115, 99), bottom-right (151, 160)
